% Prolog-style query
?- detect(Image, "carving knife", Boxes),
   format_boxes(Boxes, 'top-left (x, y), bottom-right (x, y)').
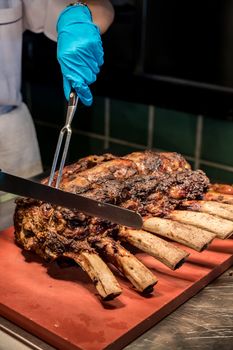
top-left (0, 170), bottom-right (143, 229)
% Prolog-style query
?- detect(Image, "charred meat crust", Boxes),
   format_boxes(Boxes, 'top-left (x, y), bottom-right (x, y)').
top-left (13, 151), bottom-right (212, 299)
top-left (14, 151), bottom-right (209, 268)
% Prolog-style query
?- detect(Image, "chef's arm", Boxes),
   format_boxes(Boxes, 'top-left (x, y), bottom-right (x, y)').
top-left (85, 0), bottom-right (115, 34)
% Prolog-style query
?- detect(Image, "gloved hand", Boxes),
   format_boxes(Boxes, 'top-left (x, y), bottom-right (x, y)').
top-left (57, 4), bottom-right (104, 106)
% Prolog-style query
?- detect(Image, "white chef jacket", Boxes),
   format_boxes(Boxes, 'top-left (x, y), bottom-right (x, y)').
top-left (0, 0), bottom-right (73, 178)
top-left (0, 0), bottom-right (70, 109)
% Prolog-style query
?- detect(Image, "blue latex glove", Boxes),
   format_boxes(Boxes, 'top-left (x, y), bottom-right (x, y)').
top-left (57, 5), bottom-right (104, 106)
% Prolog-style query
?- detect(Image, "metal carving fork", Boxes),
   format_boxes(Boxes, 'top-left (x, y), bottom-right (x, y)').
top-left (48, 89), bottom-right (78, 188)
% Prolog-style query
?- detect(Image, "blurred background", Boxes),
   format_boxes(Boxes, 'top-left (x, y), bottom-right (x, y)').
top-left (22, 0), bottom-right (233, 183)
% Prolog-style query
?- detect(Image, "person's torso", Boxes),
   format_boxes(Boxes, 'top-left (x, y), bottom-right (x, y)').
top-left (0, 0), bottom-right (69, 110)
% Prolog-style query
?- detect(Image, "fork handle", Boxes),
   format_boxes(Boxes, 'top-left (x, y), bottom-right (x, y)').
top-left (68, 88), bottom-right (78, 107)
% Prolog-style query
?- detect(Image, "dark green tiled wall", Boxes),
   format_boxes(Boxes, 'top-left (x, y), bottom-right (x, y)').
top-left (22, 32), bottom-right (233, 183)
top-left (30, 84), bottom-right (65, 127)
top-left (34, 97), bottom-right (105, 169)
top-left (35, 124), bottom-right (61, 169)
top-left (153, 108), bottom-right (197, 156)
top-left (110, 99), bottom-right (148, 145)
top-left (36, 124), bottom-right (105, 168)
top-left (108, 143), bottom-right (142, 156)
top-left (69, 134), bottom-right (104, 161)
top-left (32, 92), bottom-right (233, 184)
top-left (202, 117), bottom-right (233, 166)
top-left (72, 97), bottom-right (105, 135)
top-left (201, 165), bottom-right (233, 184)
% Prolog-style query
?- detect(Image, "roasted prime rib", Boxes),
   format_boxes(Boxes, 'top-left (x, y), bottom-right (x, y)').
top-left (14, 151), bottom-right (233, 300)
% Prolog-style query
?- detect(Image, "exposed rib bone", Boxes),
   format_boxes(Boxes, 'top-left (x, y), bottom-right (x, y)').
top-left (204, 191), bottom-right (233, 205)
top-left (94, 237), bottom-right (157, 293)
top-left (64, 251), bottom-right (122, 300)
top-left (143, 217), bottom-right (216, 251)
top-left (168, 210), bottom-right (233, 239)
top-left (119, 228), bottom-right (189, 270)
top-left (182, 200), bottom-right (233, 221)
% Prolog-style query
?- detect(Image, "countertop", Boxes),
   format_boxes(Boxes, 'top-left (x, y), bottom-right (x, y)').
top-left (0, 197), bottom-right (233, 350)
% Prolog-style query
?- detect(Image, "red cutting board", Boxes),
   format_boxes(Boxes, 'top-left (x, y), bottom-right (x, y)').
top-left (0, 227), bottom-right (233, 350)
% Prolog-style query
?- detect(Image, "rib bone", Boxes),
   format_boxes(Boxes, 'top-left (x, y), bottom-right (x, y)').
top-left (143, 217), bottom-right (216, 251)
top-left (168, 210), bottom-right (233, 239)
top-left (64, 251), bottom-right (122, 300)
top-left (182, 200), bottom-right (233, 221)
top-left (119, 228), bottom-right (189, 270)
top-left (94, 237), bottom-right (157, 293)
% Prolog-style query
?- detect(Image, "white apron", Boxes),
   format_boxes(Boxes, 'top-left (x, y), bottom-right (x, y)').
top-left (0, 103), bottom-right (42, 178)
top-left (0, 0), bottom-right (42, 179)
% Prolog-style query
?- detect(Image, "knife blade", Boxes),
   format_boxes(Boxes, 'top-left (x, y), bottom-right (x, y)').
top-left (0, 170), bottom-right (143, 229)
